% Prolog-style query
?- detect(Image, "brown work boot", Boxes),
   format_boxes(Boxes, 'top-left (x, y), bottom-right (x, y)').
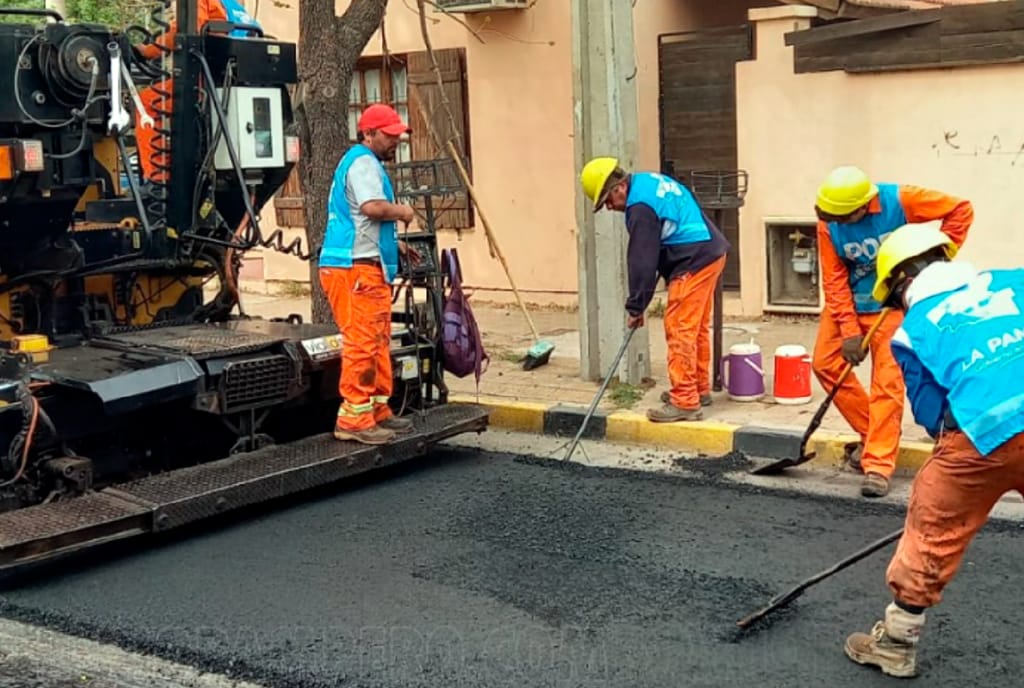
top-left (845, 603), bottom-right (924, 678)
top-left (861, 471), bottom-right (890, 498)
top-left (647, 403), bottom-right (703, 423)
top-left (378, 415), bottom-right (414, 434)
top-left (333, 424), bottom-right (396, 445)
top-left (661, 391), bottom-right (713, 407)
top-left (844, 441), bottom-right (864, 472)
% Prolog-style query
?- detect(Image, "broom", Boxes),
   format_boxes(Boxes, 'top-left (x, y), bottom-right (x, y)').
top-left (445, 141), bottom-right (555, 370)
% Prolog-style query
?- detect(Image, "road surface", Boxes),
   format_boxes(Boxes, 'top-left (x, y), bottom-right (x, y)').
top-left (1, 448), bottom-right (1022, 687)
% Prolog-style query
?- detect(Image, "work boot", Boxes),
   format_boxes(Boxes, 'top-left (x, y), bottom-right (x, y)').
top-left (844, 602), bottom-right (924, 678)
top-left (861, 471), bottom-right (890, 498)
top-left (647, 403), bottom-right (703, 423)
top-left (379, 415), bottom-right (414, 435)
top-left (844, 441), bottom-right (864, 472)
top-left (333, 424), bottom-right (395, 445)
top-left (661, 391), bottom-right (713, 406)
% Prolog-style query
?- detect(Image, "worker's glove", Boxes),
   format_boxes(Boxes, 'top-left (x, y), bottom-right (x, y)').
top-left (841, 335), bottom-right (867, 366)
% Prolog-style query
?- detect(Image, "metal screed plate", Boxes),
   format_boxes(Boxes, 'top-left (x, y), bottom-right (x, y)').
top-left (0, 404), bottom-right (488, 574)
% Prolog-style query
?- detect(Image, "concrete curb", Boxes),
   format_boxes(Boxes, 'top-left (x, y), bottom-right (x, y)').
top-left (450, 395), bottom-right (933, 476)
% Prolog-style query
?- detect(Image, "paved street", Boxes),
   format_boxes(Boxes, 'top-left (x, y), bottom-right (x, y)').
top-left (1, 445), bottom-right (1022, 688)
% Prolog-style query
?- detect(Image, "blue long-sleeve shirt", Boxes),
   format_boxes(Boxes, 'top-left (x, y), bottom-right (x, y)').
top-left (891, 328), bottom-right (950, 439)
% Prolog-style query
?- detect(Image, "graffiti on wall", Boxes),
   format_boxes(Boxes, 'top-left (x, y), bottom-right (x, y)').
top-left (933, 130), bottom-right (1024, 165)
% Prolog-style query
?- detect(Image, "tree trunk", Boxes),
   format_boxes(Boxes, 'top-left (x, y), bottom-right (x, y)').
top-left (296, 0), bottom-right (388, 323)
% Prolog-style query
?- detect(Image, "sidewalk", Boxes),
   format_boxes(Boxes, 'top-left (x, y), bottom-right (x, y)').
top-left (235, 290), bottom-right (934, 475)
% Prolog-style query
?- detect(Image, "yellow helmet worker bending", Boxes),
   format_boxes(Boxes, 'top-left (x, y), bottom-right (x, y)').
top-left (812, 165), bottom-right (973, 498)
top-left (579, 157), bottom-right (730, 423)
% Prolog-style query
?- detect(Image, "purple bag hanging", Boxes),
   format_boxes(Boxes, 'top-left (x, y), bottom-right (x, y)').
top-left (441, 248), bottom-right (489, 386)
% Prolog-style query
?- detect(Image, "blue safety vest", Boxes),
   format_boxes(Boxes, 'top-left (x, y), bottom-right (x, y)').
top-left (319, 144), bottom-right (399, 283)
top-left (218, 0), bottom-right (262, 37)
top-left (827, 183), bottom-right (907, 314)
top-left (898, 268), bottom-right (1024, 455)
top-left (626, 172), bottom-right (711, 246)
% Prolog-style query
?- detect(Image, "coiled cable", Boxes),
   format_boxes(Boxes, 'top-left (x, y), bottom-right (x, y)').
top-left (144, 0), bottom-right (174, 231)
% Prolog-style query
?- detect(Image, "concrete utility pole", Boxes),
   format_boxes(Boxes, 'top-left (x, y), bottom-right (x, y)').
top-left (571, 0), bottom-right (649, 384)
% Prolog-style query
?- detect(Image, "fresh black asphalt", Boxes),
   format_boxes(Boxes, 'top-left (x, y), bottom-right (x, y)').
top-left (1, 449), bottom-right (1022, 688)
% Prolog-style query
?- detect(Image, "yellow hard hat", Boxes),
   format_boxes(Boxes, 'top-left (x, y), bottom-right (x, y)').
top-left (580, 157), bottom-right (620, 212)
top-left (872, 225), bottom-right (958, 303)
top-left (816, 166), bottom-right (879, 216)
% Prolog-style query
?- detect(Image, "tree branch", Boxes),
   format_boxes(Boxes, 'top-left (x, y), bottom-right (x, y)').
top-left (415, 0), bottom-right (464, 154)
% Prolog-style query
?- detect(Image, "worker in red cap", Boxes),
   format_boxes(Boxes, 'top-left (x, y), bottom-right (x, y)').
top-left (319, 104), bottom-right (421, 445)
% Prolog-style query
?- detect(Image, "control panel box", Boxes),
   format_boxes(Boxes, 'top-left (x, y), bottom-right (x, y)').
top-left (213, 87), bottom-right (285, 171)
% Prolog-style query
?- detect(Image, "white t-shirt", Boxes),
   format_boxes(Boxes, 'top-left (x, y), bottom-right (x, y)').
top-left (345, 155), bottom-right (389, 260)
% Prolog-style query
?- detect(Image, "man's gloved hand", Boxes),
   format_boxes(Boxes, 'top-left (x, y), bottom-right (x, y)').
top-left (841, 335), bottom-right (867, 365)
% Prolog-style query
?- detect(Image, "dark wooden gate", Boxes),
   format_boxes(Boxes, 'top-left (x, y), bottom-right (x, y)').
top-left (658, 26), bottom-right (753, 290)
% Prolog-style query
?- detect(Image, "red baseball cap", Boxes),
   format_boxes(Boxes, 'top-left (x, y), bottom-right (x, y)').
top-left (357, 104), bottom-right (411, 136)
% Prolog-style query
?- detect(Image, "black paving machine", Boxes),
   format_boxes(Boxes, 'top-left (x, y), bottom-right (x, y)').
top-left (0, 1), bottom-right (487, 573)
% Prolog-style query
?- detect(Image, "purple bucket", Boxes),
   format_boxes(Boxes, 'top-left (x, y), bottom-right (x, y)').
top-left (722, 342), bottom-right (765, 401)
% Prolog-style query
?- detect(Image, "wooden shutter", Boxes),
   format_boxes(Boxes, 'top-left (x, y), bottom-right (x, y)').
top-left (406, 48), bottom-right (473, 230)
top-left (274, 167), bottom-right (306, 228)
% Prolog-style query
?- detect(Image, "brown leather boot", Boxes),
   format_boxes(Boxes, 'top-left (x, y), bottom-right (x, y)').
top-left (333, 424), bottom-right (396, 445)
top-left (845, 603), bottom-right (924, 678)
top-left (379, 415), bottom-right (414, 435)
top-left (647, 403), bottom-right (703, 423)
top-left (660, 391), bottom-right (713, 407)
top-left (843, 441), bottom-right (864, 472)
top-left (861, 471), bottom-right (890, 498)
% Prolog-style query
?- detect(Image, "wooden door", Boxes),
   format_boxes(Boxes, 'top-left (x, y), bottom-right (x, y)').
top-left (658, 26), bottom-right (753, 290)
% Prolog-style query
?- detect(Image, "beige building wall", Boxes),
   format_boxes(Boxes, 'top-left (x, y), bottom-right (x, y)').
top-left (736, 5), bottom-right (1024, 316)
top-left (245, 1), bottom-right (767, 305)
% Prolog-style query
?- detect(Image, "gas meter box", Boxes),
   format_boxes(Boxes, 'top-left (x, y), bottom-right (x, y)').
top-left (213, 87), bottom-right (285, 171)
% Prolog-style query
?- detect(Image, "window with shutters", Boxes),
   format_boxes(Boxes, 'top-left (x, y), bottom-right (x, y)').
top-left (273, 49), bottom-right (473, 231)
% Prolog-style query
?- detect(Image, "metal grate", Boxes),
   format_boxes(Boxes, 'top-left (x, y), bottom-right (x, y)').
top-left (221, 355), bottom-right (296, 410)
top-left (0, 493), bottom-right (149, 549)
top-left (689, 170), bottom-right (749, 209)
top-left (106, 325), bottom-right (283, 359)
top-left (389, 158), bottom-right (466, 199)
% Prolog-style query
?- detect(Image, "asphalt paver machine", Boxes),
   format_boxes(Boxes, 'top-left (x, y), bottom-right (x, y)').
top-left (0, 1), bottom-right (487, 573)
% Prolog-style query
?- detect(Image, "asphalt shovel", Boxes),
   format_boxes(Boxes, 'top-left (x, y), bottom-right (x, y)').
top-left (751, 307), bottom-right (892, 476)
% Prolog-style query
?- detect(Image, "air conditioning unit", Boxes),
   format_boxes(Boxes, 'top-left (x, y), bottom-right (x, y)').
top-left (436, 0), bottom-right (529, 13)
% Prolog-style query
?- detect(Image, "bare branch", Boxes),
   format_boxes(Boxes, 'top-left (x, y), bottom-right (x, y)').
top-left (421, 0), bottom-right (486, 44)
top-left (415, 0), bottom-right (464, 154)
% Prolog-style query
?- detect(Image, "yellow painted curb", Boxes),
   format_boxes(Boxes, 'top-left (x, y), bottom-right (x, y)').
top-left (805, 431), bottom-right (933, 476)
top-left (606, 412), bottom-right (738, 456)
top-left (449, 396), bottom-right (934, 476)
top-left (449, 396), bottom-right (546, 434)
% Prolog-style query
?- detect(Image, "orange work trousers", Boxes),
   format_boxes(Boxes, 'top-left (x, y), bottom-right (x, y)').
top-left (887, 430), bottom-right (1024, 608)
top-left (319, 264), bottom-right (394, 432)
top-left (812, 310), bottom-right (905, 478)
top-left (664, 256), bottom-right (726, 409)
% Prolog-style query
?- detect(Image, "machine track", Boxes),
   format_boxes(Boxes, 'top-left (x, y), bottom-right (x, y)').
top-left (0, 404), bottom-right (488, 573)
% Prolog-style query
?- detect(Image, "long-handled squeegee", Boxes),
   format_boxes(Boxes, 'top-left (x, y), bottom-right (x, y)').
top-left (751, 308), bottom-right (892, 476)
top-left (736, 527), bottom-right (904, 629)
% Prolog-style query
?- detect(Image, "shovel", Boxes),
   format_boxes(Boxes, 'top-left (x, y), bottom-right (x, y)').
top-left (751, 307), bottom-right (892, 476)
